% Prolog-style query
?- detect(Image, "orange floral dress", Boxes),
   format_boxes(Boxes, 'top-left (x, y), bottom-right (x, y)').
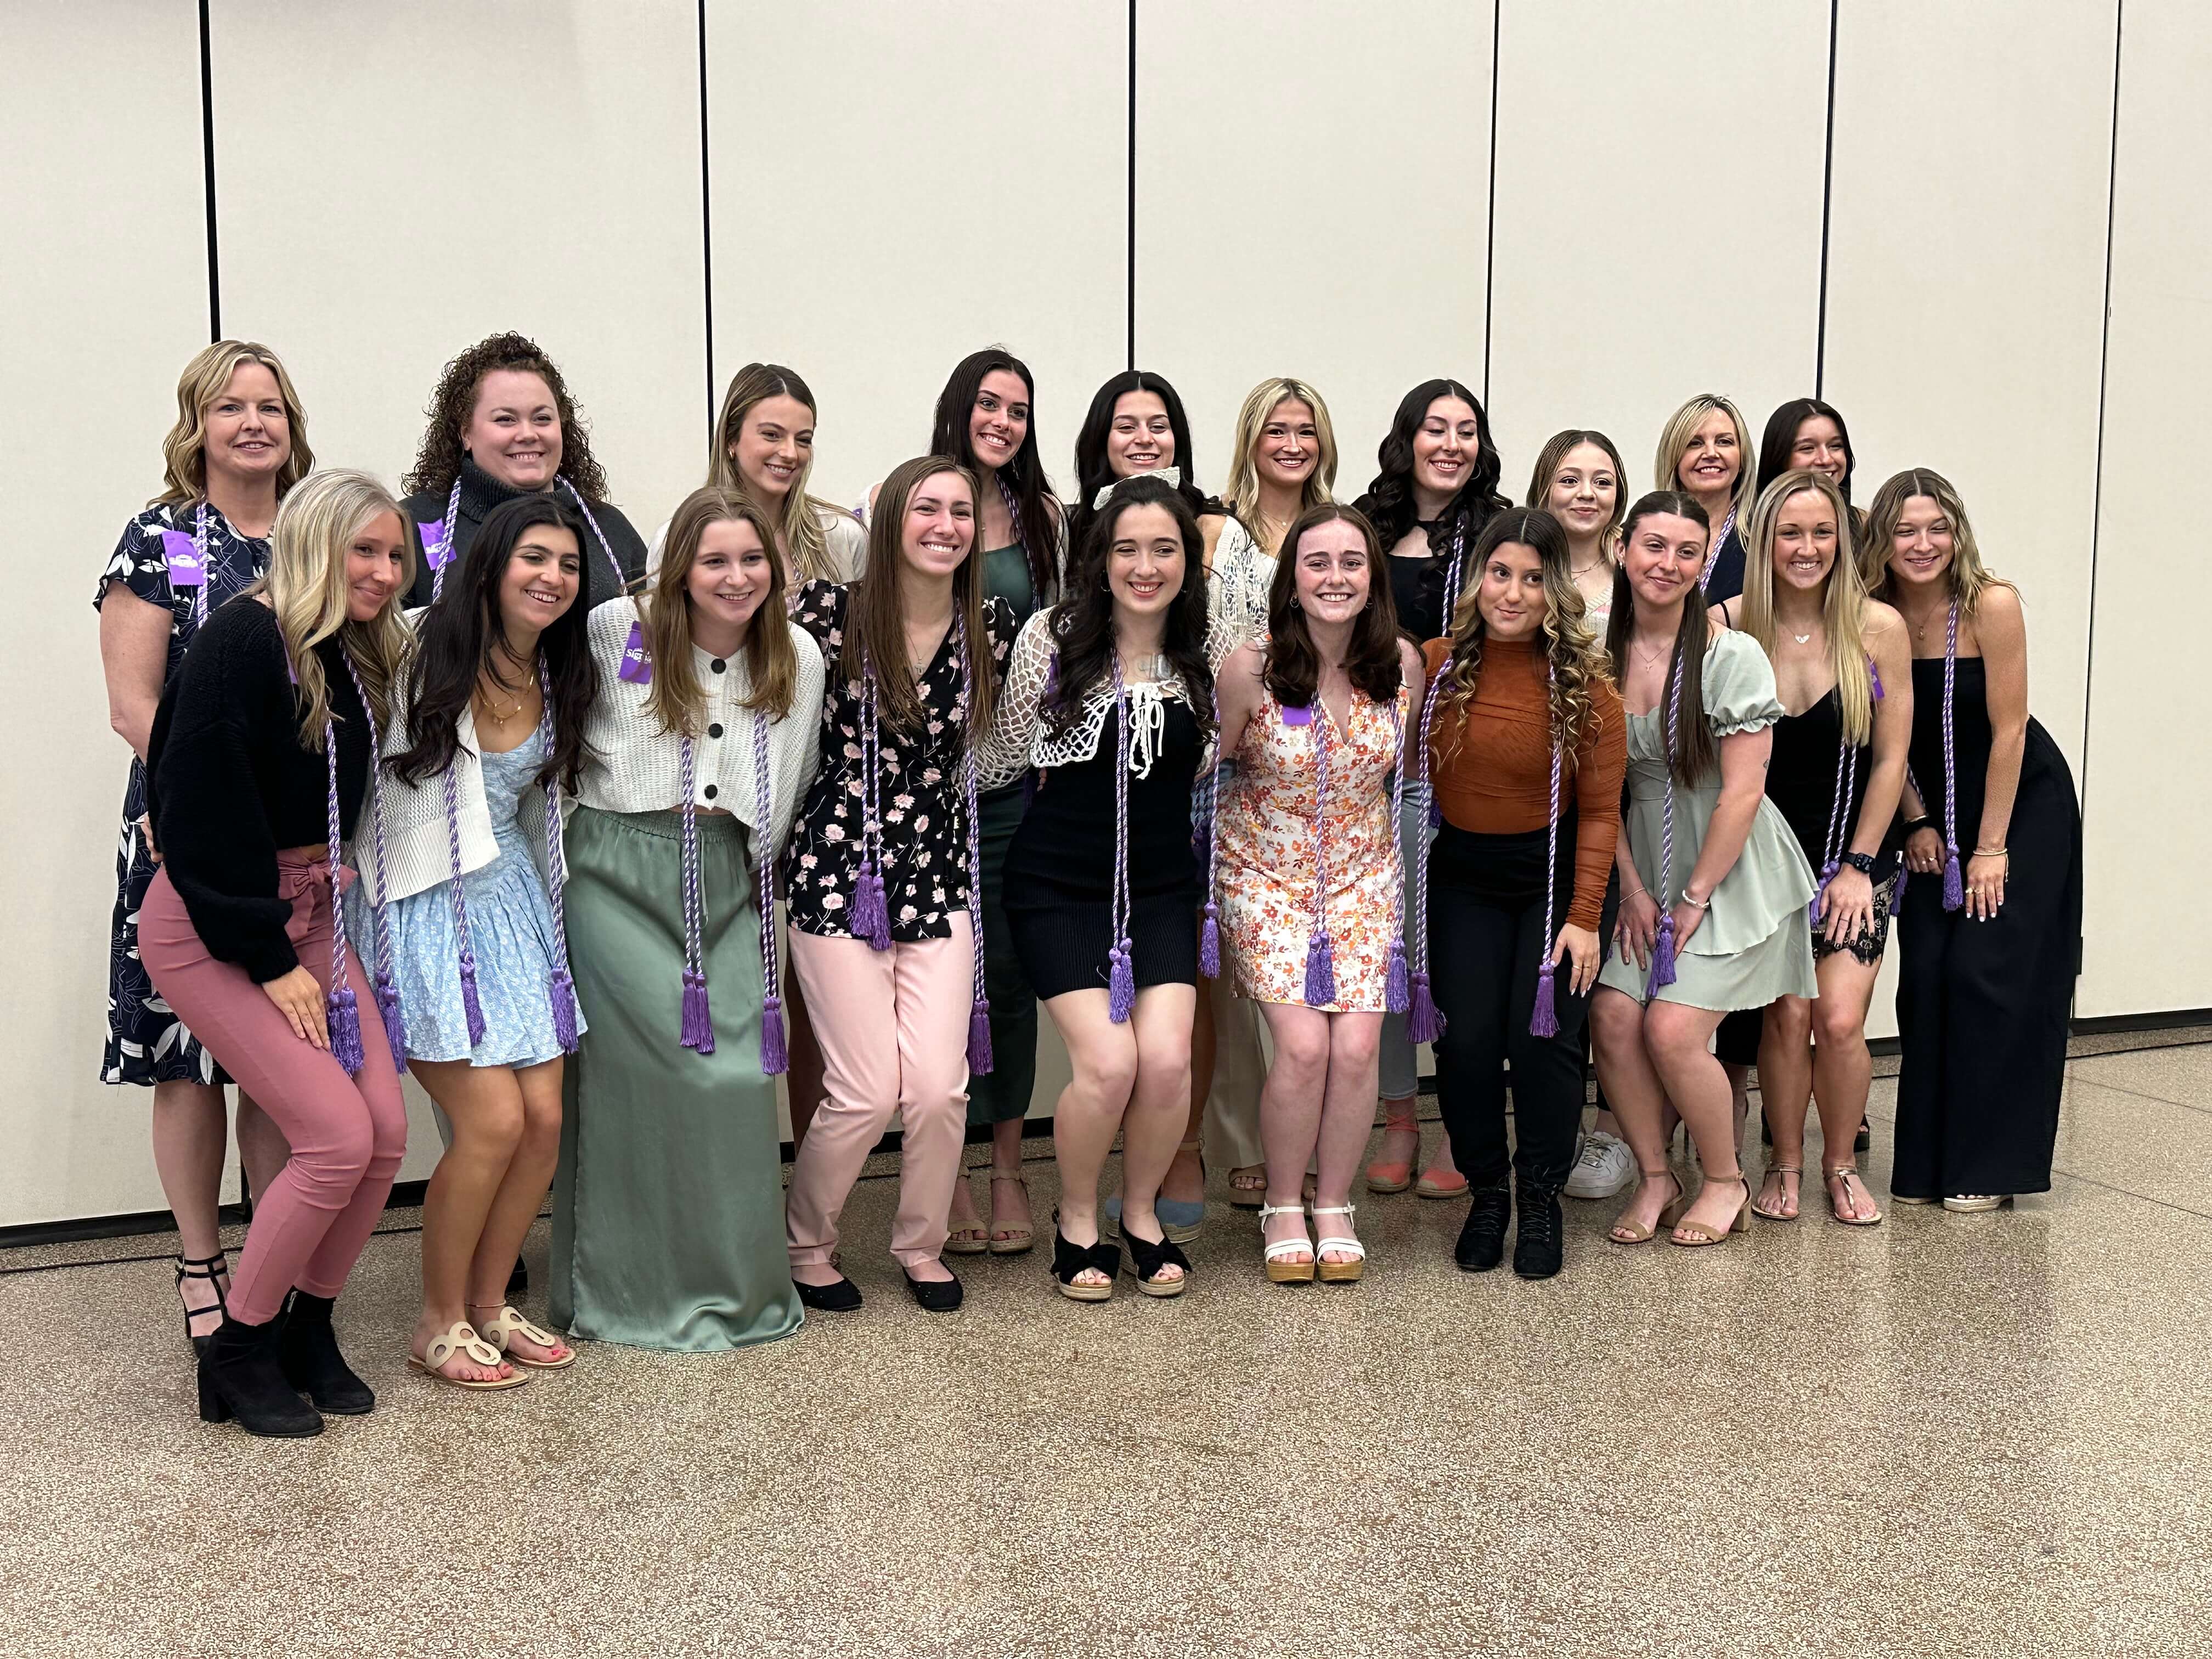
top-left (1217, 682), bottom-right (1408, 1011)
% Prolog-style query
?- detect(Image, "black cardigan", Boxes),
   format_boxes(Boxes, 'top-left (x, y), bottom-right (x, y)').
top-left (145, 600), bottom-right (375, 982)
top-left (400, 454), bottom-right (647, 611)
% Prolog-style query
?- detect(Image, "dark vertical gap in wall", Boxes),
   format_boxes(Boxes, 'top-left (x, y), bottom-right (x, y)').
top-left (1126, 0), bottom-right (1138, 369)
top-left (697, 0), bottom-right (716, 425)
top-left (198, 0), bottom-right (221, 341)
top-left (1814, 0), bottom-right (1839, 394)
top-left (2079, 0), bottom-right (2127, 803)
top-left (1481, 2), bottom-right (1500, 406)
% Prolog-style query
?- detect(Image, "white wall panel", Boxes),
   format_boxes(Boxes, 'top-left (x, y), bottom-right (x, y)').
top-left (0, 7), bottom-right (218, 1228)
top-left (1487, 1), bottom-right (1830, 503)
top-left (1136, 1), bottom-right (1495, 504)
top-left (1824, 0), bottom-right (2113, 787)
top-left (2080, 0), bottom-right (2209, 1017)
top-left (706, 1), bottom-right (1128, 514)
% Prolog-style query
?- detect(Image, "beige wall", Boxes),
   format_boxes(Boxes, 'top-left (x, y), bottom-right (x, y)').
top-left (5, 1), bottom-right (2200, 1228)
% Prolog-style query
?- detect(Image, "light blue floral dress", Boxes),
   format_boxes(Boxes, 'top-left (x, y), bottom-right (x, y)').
top-left (367, 745), bottom-right (583, 1067)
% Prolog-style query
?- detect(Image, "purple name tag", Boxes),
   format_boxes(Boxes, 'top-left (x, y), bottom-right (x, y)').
top-left (419, 521), bottom-right (453, 571)
top-left (1280, 703), bottom-right (1313, 727)
top-left (618, 622), bottom-right (653, 684)
top-left (159, 530), bottom-right (205, 586)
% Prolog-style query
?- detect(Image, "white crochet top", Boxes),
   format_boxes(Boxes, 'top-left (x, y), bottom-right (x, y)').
top-left (573, 595), bottom-right (825, 858)
top-left (1209, 516), bottom-right (1277, 658)
top-left (976, 606), bottom-right (1212, 791)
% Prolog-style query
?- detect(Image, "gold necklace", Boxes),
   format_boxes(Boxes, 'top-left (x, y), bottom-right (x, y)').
top-left (475, 678), bottom-right (525, 726)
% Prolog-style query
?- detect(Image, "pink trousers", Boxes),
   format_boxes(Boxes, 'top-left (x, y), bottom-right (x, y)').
top-left (785, 921), bottom-right (972, 1272)
top-left (140, 857), bottom-right (406, 1325)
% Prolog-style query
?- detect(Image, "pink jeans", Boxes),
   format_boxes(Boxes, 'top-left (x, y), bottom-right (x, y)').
top-left (785, 921), bottom-right (973, 1272)
top-left (140, 857), bottom-right (406, 1324)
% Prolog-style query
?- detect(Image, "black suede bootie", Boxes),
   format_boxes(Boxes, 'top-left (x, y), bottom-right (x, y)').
top-left (278, 1291), bottom-right (375, 1415)
top-left (1454, 1182), bottom-right (1512, 1273)
top-left (1512, 1178), bottom-right (1565, 1280)
top-left (198, 1314), bottom-right (324, 1438)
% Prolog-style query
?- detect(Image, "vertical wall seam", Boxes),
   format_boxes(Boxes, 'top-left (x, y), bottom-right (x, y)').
top-left (198, 0), bottom-right (220, 341)
top-left (697, 0), bottom-right (715, 426)
top-left (1814, 0), bottom-right (1839, 394)
top-left (1126, 0), bottom-right (1138, 369)
top-left (2079, 0), bottom-right (2127, 813)
top-left (1481, 1), bottom-right (1500, 406)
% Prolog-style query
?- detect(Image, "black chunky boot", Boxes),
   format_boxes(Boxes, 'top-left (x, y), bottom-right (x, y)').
top-left (1454, 1182), bottom-right (1512, 1273)
top-left (1512, 1178), bottom-right (1565, 1280)
top-left (278, 1291), bottom-right (375, 1415)
top-left (199, 1314), bottom-right (324, 1438)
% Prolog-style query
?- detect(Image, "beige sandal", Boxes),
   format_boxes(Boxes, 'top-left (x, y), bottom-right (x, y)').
top-left (1671, 1173), bottom-right (1753, 1246)
top-left (408, 1321), bottom-right (527, 1390)
top-left (987, 1171), bottom-right (1035, 1255)
top-left (1228, 1165), bottom-right (1268, 1210)
top-left (470, 1304), bottom-right (575, 1370)
top-left (1824, 1166), bottom-right (1884, 1227)
top-left (1608, 1169), bottom-right (1686, 1244)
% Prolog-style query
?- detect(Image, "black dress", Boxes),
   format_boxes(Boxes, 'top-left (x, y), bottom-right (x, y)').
top-left (1002, 700), bottom-right (1202, 1000)
top-left (1702, 520), bottom-right (1748, 606)
top-left (1892, 657), bottom-right (2081, 1200)
top-left (1765, 686), bottom-right (1899, 965)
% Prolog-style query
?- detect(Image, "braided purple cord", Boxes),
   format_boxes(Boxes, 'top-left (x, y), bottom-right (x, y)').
top-left (1407, 663), bottom-right (1450, 1041)
top-left (1697, 507), bottom-right (1737, 592)
top-left (1300, 698), bottom-right (1338, 1008)
top-left (1810, 730), bottom-right (1859, 928)
top-left (1939, 600), bottom-right (1963, 911)
top-left (558, 476), bottom-right (634, 595)
top-left (440, 762), bottom-right (488, 1048)
top-left (851, 656), bottom-right (892, 949)
top-left (997, 475), bottom-right (1047, 608)
top-left (1106, 653), bottom-right (1137, 1024)
top-left (1646, 641), bottom-right (1686, 995)
top-left (428, 479), bottom-right (462, 602)
top-left (1531, 670), bottom-right (1565, 1039)
top-left (751, 705), bottom-right (787, 1074)
top-left (1383, 690), bottom-right (1411, 1016)
top-left (1198, 686), bottom-right (1224, 980)
top-left (1439, 521), bottom-right (1468, 634)
top-left (676, 735), bottom-right (714, 1052)
top-left (190, 503), bottom-right (210, 630)
top-left (537, 662), bottom-right (579, 1053)
top-left (956, 614), bottom-right (994, 1070)
top-left (338, 656), bottom-right (405, 1074)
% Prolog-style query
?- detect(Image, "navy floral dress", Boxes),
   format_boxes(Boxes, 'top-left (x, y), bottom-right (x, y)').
top-left (96, 501), bottom-right (270, 1085)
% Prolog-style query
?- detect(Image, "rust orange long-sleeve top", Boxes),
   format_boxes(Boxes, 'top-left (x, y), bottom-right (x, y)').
top-left (1422, 635), bottom-right (1628, 931)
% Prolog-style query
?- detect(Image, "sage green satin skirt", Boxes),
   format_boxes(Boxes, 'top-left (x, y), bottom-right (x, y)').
top-left (550, 807), bottom-right (800, 1352)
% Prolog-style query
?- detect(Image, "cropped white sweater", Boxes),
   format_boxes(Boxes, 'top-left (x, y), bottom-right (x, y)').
top-left (353, 702), bottom-right (550, 906)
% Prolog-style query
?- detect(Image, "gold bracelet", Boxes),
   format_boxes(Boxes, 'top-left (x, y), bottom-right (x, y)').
top-left (1973, 846), bottom-right (2009, 857)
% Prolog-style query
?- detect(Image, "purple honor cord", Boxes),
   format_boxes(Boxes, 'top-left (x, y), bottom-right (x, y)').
top-left (1698, 507), bottom-right (1738, 592)
top-left (958, 617), bottom-right (993, 1069)
top-left (1811, 727), bottom-right (1859, 929)
top-left (427, 479), bottom-right (463, 603)
top-left (1646, 643), bottom-right (1686, 996)
top-left (1530, 672), bottom-right (1565, 1039)
top-left (537, 662), bottom-right (580, 1053)
top-left (558, 476), bottom-right (635, 595)
top-left (1198, 686), bottom-right (1223, 982)
top-left (677, 734), bottom-right (714, 1053)
top-left (1383, 691), bottom-right (1411, 1017)
top-left (1406, 662), bottom-right (1450, 1042)
top-left (336, 654), bottom-right (400, 1075)
top-left (1107, 654), bottom-right (1138, 1024)
top-left (1939, 600), bottom-right (1964, 912)
top-left (753, 703), bottom-right (788, 1075)
top-left (1300, 697), bottom-right (1338, 1009)
top-left (851, 657), bottom-right (892, 950)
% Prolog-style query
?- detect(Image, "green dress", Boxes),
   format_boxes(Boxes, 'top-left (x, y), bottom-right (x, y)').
top-left (551, 806), bottom-right (802, 1351)
top-left (967, 540), bottom-right (1044, 1126)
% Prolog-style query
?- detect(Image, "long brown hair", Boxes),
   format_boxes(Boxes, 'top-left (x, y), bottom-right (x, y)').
top-left (1860, 466), bottom-right (2010, 623)
top-left (1605, 490), bottom-right (1716, 787)
top-left (1263, 504), bottom-right (1404, 710)
top-left (845, 457), bottom-right (996, 738)
top-left (708, 362), bottom-right (850, 584)
top-left (1432, 508), bottom-right (1605, 763)
top-left (644, 487), bottom-right (799, 736)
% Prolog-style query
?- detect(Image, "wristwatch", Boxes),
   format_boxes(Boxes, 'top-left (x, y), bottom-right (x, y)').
top-left (1842, 852), bottom-right (1877, 876)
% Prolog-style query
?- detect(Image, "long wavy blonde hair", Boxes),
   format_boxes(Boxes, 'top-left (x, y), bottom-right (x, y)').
top-left (1654, 392), bottom-right (1756, 525)
top-left (249, 471), bottom-right (415, 749)
top-left (154, 341), bottom-right (315, 506)
top-left (1740, 470), bottom-right (1876, 744)
top-left (1860, 467), bottom-right (2010, 623)
top-left (642, 487), bottom-right (799, 735)
top-left (707, 363), bottom-right (849, 583)
top-left (1433, 508), bottom-right (1605, 763)
top-left (1221, 377), bottom-right (1338, 549)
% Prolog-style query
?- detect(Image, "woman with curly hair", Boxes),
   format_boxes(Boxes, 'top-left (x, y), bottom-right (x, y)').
top-left (1418, 509), bottom-right (1626, 1279)
top-left (400, 332), bottom-right (647, 610)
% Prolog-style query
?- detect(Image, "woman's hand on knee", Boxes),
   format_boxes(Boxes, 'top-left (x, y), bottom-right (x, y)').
top-left (261, 965), bottom-right (328, 1050)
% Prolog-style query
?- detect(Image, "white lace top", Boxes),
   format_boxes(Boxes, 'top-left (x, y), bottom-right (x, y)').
top-left (976, 606), bottom-right (1212, 791)
top-left (1209, 516), bottom-right (1277, 658)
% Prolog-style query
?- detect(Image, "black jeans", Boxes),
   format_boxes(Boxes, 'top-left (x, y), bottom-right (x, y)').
top-left (1427, 820), bottom-right (1618, 1191)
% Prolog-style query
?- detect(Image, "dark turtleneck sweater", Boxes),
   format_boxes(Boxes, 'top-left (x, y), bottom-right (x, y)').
top-left (400, 454), bottom-right (647, 611)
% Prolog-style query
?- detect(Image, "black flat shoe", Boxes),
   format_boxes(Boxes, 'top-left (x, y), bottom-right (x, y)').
top-left (199, 1315), bottom-right (323, 1438)
top-left (794, 1276), bottom-right (862, 1312)
top-left (902, 1269), bottom-right (963, 1313)
top-left (1119, 1226), bottom-right (1190, 1298)
top-left (1051, 1229), bottom-right (1118, 1302)
top-left (1454, 1182), bottom-right (1511, 1273)
top-left (277, 1290), bottom-right (374, 1414)
top-left (1511, 1180), bottom-right (1565, 1280)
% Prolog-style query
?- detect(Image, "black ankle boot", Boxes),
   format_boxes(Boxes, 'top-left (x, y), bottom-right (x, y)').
top-left (278, 1291), bottom-right (375, 1415)
top-left (1454, 1182), bottom-right (1512, 1272)
top-left (1512, 1178), bottom-right (1565, 1280)
top-left (199, 1315), bottom-right (324, 1438)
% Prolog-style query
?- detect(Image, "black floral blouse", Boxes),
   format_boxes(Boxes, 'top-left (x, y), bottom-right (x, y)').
top-left (95, 501), bottom-right (270, 677)
top-left (786, 580), bottom-right (1018, 941)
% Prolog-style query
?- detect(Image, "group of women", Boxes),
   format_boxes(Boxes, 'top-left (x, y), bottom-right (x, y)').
top-left (97, 334), bottom-right (2084, 1438)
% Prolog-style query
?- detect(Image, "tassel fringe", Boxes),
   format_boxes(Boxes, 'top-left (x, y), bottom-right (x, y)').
top-left (459, 957), bottom-right (487, 1047)
top-left (374, 976), bottom-right (408, 1075)
top-left (1107, 940), bottom-right (1136, 1025)
top-left (1647, 915), bottom-right (1678, 995)
top-left (328, 984), bottom-right (366, 1076)
top-left (967, 998), bottom-right (995, 1075)
top-left (759, 993), bottom-right (788, 1076)
top-left (1302, 929), bottom-right (1338, 1009)
top-left (1199, 902), bottom-right (1221, 980)
top-left (1941, 847), bottom-right (1964, 912)
top-left (1530, 962), bottom-right (1560, 1038)
top-left (549, 969), bottom-right (579, 1054)
top-left (1408, 971), bottom-right (1445, 1044)
top-left (1385, 938), bottom-right (1409, 1015)
top-left (680, 968), bottom-right (715, 1054)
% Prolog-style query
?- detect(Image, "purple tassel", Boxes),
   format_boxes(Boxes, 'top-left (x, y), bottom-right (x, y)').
top-left (680, 968), bottom-right (715, 1054)
top-left (1408, 972), bottom-right (1445, 1043)
top-left (1941, 847), bottom-right (1963, 912)
top-left (967, 998), bottom-right (995, 1075)
top-left (1893, 867), bottom-right (1909, 912)
top-left (328, 984), bottom-right (366, 1076)
top-left (1427, 794), bottom-right (1442, 832)
top-left (760, 993), bottom-right (789, 1076)
top-left (374, 975), bottom-right (408, 1075)
top-left (1647, 915), bottom-right (1678, 995)
top-left (458, 956), bottom-right (487, 1047)
top-left (853, 864), bottom-right (892, 950)
top-left (1385, 937), bottom-right (1410, 1015)
top-left (1811, 860), bottom-right (1839, 927)
top-left (549, 968), bottom-right (579, 1053)
top-left (1302, 929), bottom-right (1338, 1008)
top-left (1108, 941), bottom-right (1136, 1025)
top-left (1530, 962), bottom-right (1560, 1039)
top-left (1199, 901), bottom-right (1222, 980)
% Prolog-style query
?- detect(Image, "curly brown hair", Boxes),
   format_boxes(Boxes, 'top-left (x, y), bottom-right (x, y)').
top-left (403, 332), bottom-right (610, 501)
top-left (1430, 508), bottom-right (1605, 765)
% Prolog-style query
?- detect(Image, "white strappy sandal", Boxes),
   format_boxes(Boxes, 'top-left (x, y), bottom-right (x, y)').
top-left (407, 1322), bottom-right (528, 1391)
top-left (1259, 1201), bottom-right (1315, 1284)
top-left (1308, 1204), bottom-right (1367, 1283)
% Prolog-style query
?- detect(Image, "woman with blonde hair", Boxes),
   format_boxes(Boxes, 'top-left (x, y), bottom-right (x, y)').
top-left (1526, 429), bottom-right (1629, 625)
top-left (139, 470), bottom-right (414, 1436)
top-left (1727, 471), bottom-right (1911, 1224)
top-left (553, 487), bottom-right (823, 1351)
top-left (1654, 393), bottom-right (1758, 604)
top-left (1864, 469), bottom-right (2080, 1211)
top-left (96, 340), bottom-right (311, 1357)
top-left (701, 362), bottom-right (868, 584)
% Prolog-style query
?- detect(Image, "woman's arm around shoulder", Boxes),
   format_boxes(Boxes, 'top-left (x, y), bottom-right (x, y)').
top-left (976, 606), bottom-right (1057, 789)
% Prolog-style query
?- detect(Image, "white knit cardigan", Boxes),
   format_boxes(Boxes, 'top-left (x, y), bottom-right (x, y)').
top-left (352, 701), bottom-right (549, 905)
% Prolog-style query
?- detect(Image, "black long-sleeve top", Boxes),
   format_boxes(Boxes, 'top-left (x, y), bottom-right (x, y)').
top-left (145, 599), bottom-right (375, 982)
top-left (400, 455), bottom-right (646, 611)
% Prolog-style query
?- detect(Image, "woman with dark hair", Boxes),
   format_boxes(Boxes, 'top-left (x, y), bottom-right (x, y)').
top-left (979, 474), bottom-right (1211, 1300)
top-left (782, 459), bottom-right (1018, 1315)
top-left (400, 331), bottom-right (647, 611)
top-left (365, 495), bottom-right (600, 1387)
top-left (926, 348), bottom-right (1065, 1258)
top-left (1755, 398), bottom-right (1857, 505)
top-left (1589, 493), bottom-right (1816, 1249)
top-left (1418, 509), bottom-right (1626, 1279)
top-left (553, 488), bottom-right (823, 1352)
top-left (1351, 377), bottom-right (1506, 1204)
top-left (1209, 505), bottom-right (1425, 1285)
top-left (1064, 370), bottom-right (1227, 569)
top-left (1865, 468), bottom-right (2080, 1211)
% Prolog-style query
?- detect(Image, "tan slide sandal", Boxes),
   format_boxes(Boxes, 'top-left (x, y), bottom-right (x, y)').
top-left (472, 1304), bottom-right (576, 1370)
top-left (408, 1322), bottom-right (528, 1390)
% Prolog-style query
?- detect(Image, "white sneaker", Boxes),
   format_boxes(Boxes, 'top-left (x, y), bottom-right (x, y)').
top-left (1564, 1131), bottom-right (1635, 1200)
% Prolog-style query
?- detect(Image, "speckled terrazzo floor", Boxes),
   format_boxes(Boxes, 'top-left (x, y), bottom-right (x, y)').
top-left (4, 1043), bottom-right (2208, 1658)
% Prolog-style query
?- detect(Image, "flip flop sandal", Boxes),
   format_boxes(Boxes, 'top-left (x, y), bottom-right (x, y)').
top-left (471, 1305), bottom-right (575, 1370)
top-left (408, 1322), bottom-right (528, 1391)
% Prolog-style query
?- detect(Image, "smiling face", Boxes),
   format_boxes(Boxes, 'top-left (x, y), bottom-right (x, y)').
top-left (1788, 415), bottom-right (1849, 486)
top-left (1291, 517), bottom-right (1372, 626)
top-left (1255, 398), bottom-right (1319, 493)
top-left (1107, 391), bottom-right (1176, 477)
top-left (1104, 503), bottom-right (1186, 620)
top-left (202, 361), bottom-right (291, 488)
top-left (344, 510), bottom-right (408, 622)
top-left (1413, 397), bottom-right (1481, 503)
top-left (1770, 488), bottom-right (1838, 596)
top-left (899, 469), bottom-right (976, 580)
top-left (686, 516), bottom-right (775, 639)
top-left (1475, 541), bottom-right (1547, 643)
top-left (1884, 494), bottom-right (1955, 591)
top-left (1623, 511), bottom-right (1708, 614)
top-left (1543, 441), bottom-right (1620, 543)
top-left (1674, 410), bottom-right (1741, 500)
top-left (968, 369), bottom-right (1031, 475)
top-left (498, 521), bottom-right (582, 641)
top-left (464, 369), bottom-right (563, 492)
top-left (729, 394), bottom-right (815, 504)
